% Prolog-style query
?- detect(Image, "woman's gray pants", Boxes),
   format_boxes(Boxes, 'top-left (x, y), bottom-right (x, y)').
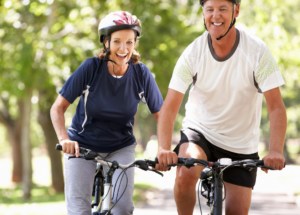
top-left (64, 143), bottom-right (136, 215)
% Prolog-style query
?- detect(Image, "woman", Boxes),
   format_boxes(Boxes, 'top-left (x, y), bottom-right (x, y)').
top-left (50, 11), bottom-right (163, 215)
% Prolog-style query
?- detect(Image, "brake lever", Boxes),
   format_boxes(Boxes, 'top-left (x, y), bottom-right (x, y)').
top-left (68, 156), bottom-right (85, 160)
top-left (166, 163), bottom-right (184, 167)
top-left (135, 160), bottom-right (149, 171)
top-left (148, 169), bottom-right (163, 177)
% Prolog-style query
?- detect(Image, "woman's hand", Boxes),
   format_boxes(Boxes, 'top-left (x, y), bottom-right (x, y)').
top-left (60, 139), bottom-right (80, 157)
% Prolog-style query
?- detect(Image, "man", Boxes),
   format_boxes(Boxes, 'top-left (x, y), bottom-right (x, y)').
top-left (155, 0), bottom-right (287, 214)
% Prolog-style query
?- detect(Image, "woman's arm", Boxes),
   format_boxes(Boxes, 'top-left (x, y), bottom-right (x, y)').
top-left (50, 95), bottom-right (80, 157)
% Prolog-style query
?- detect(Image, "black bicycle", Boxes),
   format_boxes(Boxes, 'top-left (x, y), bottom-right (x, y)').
top-left (167, 157), bottom-right (277, 215)
top-left (55, 144), bottom-right (163, 215)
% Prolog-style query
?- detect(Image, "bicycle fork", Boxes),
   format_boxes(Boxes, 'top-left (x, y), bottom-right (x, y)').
top-left (102, 176), bottom-right (113, 213)
top-left (207, 171), bottom-right (223, 215)
top-left (212, 171), bottom-right (223, 215)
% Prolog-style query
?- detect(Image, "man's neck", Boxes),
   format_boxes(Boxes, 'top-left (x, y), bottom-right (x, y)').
top-left (211, 28), bottom-right (237, 59)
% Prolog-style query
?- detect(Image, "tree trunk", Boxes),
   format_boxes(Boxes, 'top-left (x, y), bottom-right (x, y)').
top-left (38, 90), bottom-right (64, 193)
top-left (21, 89), bottom-right (33, 200)
top-left (38, 108), bottom-right (64, 192)
top-left (7, 124), bottom-right (23, 183)
top-left (0, 99), bottom-right (23, 183)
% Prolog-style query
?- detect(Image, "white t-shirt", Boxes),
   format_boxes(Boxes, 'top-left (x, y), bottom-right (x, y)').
top-left (169, 28), bottom-right (285, 154)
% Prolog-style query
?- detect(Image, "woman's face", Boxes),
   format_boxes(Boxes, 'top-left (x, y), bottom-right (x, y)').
top-left (202, 0), bottom-right (239, 39)
top-left (105, 29), bottom-right (136, 66)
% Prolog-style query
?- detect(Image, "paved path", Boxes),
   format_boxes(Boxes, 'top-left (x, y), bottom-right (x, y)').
top-left (134, 165), bottom-right (300, 215)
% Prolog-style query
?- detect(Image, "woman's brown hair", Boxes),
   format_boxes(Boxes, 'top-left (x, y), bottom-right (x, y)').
top-left (96, 48), bottom-right (140, 64)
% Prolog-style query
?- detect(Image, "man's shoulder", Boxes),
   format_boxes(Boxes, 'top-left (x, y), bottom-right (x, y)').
top-left (238, 27), bottom-right (267, 49)
top-left (181, 31), bottom-right (209, 58)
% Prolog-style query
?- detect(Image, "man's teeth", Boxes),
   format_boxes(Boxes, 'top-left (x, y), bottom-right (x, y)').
top-left (214, 23), bottom-right (222, 26)
top-left (117, 53), bottom-right (127, 57)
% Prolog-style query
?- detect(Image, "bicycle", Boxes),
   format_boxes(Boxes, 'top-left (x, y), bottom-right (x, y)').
top-left (55, 144), bottom-right (163, 215)
top-left (167, 157), bottom-right (278, 215)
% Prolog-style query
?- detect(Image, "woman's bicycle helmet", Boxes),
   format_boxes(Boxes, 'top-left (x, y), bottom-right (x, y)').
top-left (98, 11), bottom-right (141, 64)
top-left (200, 0), bottom-right (241, 40)
top-left (98, 11), bottom-right (141, 43)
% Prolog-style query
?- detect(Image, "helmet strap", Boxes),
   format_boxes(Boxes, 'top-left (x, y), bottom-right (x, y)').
top-left (103, 36), bottom-right (118, 65)
top-left (216, 18), bottom-right (236, 40)
top-left (216, 3), bottom-right (236, 40)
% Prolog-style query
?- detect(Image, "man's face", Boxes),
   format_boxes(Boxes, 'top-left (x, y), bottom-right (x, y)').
top-left (202, 0), bottom-right (240, 39)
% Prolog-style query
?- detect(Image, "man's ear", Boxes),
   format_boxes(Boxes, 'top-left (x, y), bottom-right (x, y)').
top-left (234, 4), bottom-right (240, 18)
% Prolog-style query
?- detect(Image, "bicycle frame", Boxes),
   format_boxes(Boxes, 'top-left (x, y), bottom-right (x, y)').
top-left (92, 160), bottom-right (129, 215)
top-left (200, 167), bottom-right (223, 215)
top-left (55, 144), bottom-right (162, 215)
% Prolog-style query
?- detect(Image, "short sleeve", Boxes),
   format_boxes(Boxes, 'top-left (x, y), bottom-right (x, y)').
top-left (140, 64), bottom-right (163, 114)
top-left (254, 44), bottom-right (285, 92)
top-left (169, 45), bottom-right (194, 94)
top-left (59, 58), bottom-right (96, 104)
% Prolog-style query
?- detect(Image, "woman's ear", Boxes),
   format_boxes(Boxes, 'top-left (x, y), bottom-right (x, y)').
top-left (104, 39), bottom-right (108, 49)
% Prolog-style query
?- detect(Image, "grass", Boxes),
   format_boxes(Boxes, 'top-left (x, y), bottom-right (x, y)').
top-left (0, 184), bottom-right (65, 204)
top-left (0, 182), bottom-right (153, 215)
top-left (0, 183), bottom-right (153, 204)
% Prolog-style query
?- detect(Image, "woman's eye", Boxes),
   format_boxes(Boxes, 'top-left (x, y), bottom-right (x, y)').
top-left (127, 41), bottom-right (133, 44)
top-left (114, 40), bottom-right (119, 43)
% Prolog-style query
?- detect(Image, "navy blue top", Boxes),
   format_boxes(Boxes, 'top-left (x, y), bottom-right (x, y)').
top-left (59, 57), bottom-right (163, 153)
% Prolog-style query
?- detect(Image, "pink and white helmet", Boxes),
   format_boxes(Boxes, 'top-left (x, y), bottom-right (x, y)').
top-left (98, 11), bottom-right (141, 43)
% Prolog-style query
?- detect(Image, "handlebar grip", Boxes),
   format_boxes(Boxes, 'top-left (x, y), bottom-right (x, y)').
top-left (56, 144), bottom-right (63, 151)
top-left (256, 160), bottom-right (286, 169)
top-left (177, 157), bottom-right (186, 164)
top-left (154, 157), bottom-right (171, 171)
top-left (256, 160), bottom-right (264, 166)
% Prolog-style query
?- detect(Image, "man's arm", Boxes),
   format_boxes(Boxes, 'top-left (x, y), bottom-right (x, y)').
top-left (152, 111), bottom-right (160, 123)
top-left (156, 89), bottom-right (185, 171)
top-left (263, 87), bottom-right (287, 172)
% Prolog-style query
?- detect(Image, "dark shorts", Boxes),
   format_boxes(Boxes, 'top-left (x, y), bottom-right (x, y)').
top-left (174, 128), bottom-right (259, 188)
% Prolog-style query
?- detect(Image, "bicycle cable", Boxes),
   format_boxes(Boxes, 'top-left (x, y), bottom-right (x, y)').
top-left (108, 167), bottom-right (130, 213)
top-left (112, 167), bottom-right (128, 202)
top-left (222, 178), bottom-right (226, 201)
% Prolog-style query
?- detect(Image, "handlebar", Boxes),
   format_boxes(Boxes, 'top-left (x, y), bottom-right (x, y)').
top-left (167, 157), bottom-right (278, 170)
top-left (55, 144), bottom-right (163, 177)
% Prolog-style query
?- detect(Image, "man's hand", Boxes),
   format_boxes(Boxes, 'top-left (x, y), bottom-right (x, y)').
top-left (262, 151), bottom-right (285, 173)
top-left (155, 149), bottom-right (178, 171)
top-left (60, 139), bottom-right (80, 157)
